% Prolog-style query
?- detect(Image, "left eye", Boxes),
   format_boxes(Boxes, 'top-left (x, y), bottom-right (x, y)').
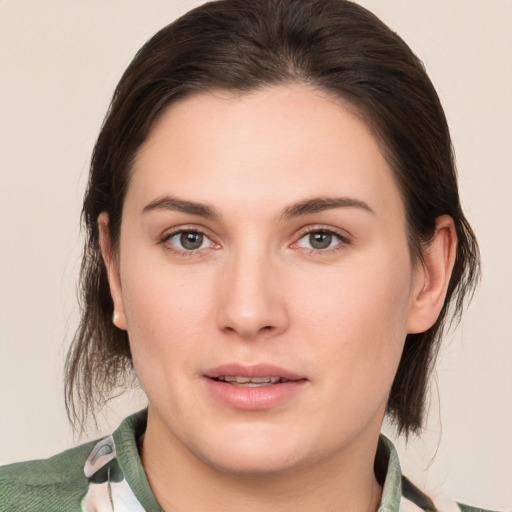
top-left (297, 231), bottom-right (341, 250)
top-left (167, 231), bottom-right (211, 251)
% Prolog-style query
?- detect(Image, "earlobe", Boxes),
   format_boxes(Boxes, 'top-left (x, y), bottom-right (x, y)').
top-left (98, 212), bottom-right (127, 331)
top-left (407, 215), bottom-right (457, 334)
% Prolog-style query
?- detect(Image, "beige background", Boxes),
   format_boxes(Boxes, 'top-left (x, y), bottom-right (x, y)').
top-left (1, 1), bottom-right (511, 510)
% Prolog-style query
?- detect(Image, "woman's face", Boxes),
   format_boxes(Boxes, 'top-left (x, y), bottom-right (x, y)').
top-left (106, 84), bottom-right (426, 474)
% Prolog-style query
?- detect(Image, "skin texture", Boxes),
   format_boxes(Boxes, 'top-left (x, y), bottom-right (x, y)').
top-left (99, 84), bottom-right (456, 512)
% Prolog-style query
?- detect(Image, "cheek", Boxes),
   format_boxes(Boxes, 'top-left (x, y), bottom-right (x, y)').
top-left (288, 259), bottom-right (413, 440)
top-left (119, 253), bottom-right (216, 381)
top-left (292, 253), bottom-right (413, 384)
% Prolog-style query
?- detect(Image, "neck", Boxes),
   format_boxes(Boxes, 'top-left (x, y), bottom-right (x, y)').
top-left (140, 408), bottom-right (383, 512)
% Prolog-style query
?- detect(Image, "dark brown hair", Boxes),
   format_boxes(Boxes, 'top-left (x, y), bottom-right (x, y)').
top-left (65, 0), bottom-right (480, 435)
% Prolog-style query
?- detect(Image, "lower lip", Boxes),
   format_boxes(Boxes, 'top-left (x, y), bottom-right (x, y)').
top-left (204, 378), bottom-right (307, 410)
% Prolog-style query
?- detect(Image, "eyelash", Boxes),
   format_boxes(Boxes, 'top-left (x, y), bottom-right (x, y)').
top-left (160, 226), bottom-right (218, 256)
top-left (292, 227), bottom-right (351, 255)
top-left (160, 226), bottom-right (351, 257)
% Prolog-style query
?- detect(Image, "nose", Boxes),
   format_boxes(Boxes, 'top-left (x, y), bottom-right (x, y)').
top-left (216, 248), bottom-right (289, 341)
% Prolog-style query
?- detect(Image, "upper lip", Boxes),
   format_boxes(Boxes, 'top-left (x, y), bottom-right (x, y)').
top-left (204, 363), bottom-right (304, 381)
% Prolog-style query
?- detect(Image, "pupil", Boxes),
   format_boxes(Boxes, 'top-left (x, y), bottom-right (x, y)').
top-left (180, 232), bottom-right (203, 250)
top-left (310, 232), bottom-right (331, 249)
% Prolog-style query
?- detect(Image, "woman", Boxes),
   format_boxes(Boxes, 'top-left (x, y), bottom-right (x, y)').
top-left (0, 0), bottom-right (498, 511)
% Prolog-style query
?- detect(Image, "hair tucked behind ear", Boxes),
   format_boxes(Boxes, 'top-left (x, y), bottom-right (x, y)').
top-left (65, 0), bottom-right (480, 435)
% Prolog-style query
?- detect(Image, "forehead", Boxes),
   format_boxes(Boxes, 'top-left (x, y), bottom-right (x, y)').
top-left (128, 84), bottom-right (404, 222)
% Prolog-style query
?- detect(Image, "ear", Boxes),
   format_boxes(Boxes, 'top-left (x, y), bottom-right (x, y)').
top-left (98, 212), bottom-right (127, 330)
top-left (407, 215), bottom-right (457, 334)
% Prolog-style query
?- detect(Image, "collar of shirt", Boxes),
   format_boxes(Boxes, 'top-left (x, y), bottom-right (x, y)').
top-left (81, 409), bottom-right (456, 512)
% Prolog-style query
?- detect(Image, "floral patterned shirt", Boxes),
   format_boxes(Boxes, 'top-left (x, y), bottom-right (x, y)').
top-left (0, 410), bottom-right (494, 512)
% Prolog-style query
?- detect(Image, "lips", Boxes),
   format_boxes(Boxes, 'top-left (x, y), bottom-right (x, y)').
top-left (216, 375), bottom-right (289, 386)
top-left (205, 363), bottom-right (304, 382)
top-left (203, 363), bottom-right (307, 409)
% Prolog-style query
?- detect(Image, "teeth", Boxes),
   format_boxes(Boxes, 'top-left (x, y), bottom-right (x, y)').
top-left (248, 377), bottom-right (271, 383)
top-left (217, 376), bottom-right (289, 385)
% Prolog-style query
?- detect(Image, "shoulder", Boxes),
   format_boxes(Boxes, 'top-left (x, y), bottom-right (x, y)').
top-left (457, 505), bottom-right (501, 512)
top-left (0, 440), bottom-right (95, 512)
top-left (400, 479), bottom-right (501, 512)
top-left (0, 410), bottom-right (151, 512)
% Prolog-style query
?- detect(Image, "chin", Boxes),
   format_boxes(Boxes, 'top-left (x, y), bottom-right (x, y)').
top-left (204, 448), bottom-right (300, 476)
top-left (194, 427), bottom-right (306, 475)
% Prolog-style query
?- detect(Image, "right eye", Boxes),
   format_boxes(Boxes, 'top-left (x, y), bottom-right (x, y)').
top-left (298, 231), bottom-right (337, 250)
top-left (165, 230), bottom-right (214, 252)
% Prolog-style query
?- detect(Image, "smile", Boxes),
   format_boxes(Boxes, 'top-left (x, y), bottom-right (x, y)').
top-left (204, 364), bottom-right (307, 409)
top-left (214, 376), bottom-right (290, 386)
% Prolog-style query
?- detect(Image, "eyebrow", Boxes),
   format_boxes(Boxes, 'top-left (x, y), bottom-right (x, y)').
top-left (142, 195), bottom-right (373, 220)
top-left (281, 197), bottom-right (374, 218)
top-left (142, 195), bottom-right (222, 220)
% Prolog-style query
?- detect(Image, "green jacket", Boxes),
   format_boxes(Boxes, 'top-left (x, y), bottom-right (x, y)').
top-left (0, 410), bottom-right (497, 512)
